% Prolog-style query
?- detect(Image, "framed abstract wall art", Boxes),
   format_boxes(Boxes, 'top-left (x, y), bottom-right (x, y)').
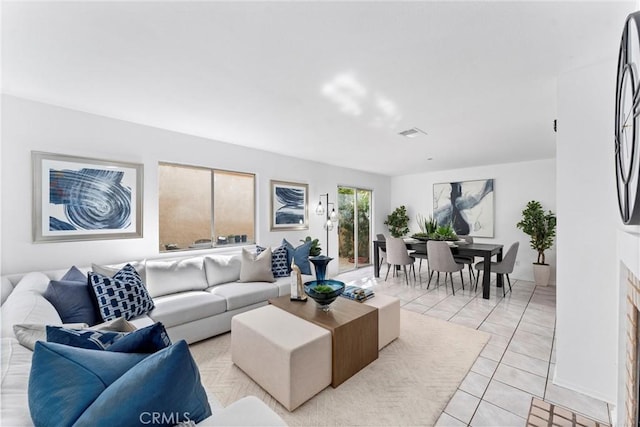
top-left (270, 180), bottom-right (308, 231)
top-left (32, 152), bottom-right (143, 242)
top-left (433, 179), bottom-right (494, 238)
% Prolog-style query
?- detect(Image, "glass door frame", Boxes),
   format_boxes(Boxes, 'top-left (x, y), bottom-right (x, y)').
top-left (337, 186), bottom-right (373, 272)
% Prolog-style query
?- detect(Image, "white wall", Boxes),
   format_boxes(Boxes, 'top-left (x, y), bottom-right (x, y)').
top-left (0, 95), bottom-right (391, 276)
top-left (390, 159), bottom-right (557, 282)
top-left (556, 59), bottom-right (620, 404)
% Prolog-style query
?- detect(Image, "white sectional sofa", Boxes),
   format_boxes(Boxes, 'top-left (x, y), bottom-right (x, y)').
top-left (1, 250), bottom-right (301, 426)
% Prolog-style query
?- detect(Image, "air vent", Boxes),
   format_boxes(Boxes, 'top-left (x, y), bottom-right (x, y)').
top-left (398, 127), bottom-right (427, 138)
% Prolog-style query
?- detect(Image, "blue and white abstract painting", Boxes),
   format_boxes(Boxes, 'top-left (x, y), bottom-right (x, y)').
top-left (433, 179), bottom-right (494, 237)
top-left (34, 152), bottom-right (143, 242)
top-left (271, 181), bottom-right (308, 230)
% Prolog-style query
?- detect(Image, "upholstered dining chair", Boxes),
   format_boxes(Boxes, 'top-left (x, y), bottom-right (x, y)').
top-left (376, 234), bottom-right (387, 270)
top-left (454, 235), bottom-right (476, 284)
top-left (427, 240), bottom-right (464, 295)
top-left (385, 236), bottom-right (416, 286)
top-left (474, 241), bottom-right (519, 297)
top-left (411, 241), bottom-right (429, 275)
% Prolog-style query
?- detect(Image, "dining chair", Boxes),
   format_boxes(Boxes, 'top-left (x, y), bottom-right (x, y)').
top-left (377, 233), bottom-right (387, 270)
top-left (426, 240), bottom-right (464, 295)
top-left (454, 235), bottom-right (476, 285)
top-left (384, 236), bottom-right (416, 286)
top-left (474, 241), bottom-right (519, 297)
top-left (410, 241), bottom-right (429, 275)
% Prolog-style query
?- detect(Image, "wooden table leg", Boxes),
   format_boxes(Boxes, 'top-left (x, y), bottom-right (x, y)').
top-left (373, 242), bottom-right (380, 278)
top-left (496, 248), bottom-right (503, 289)
top-left (482, 254), bottom-right (491, 299)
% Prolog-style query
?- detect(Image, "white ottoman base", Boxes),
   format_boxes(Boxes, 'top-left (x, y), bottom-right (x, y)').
top-left (363, 294), bottom-right (401, 349)
top-left (231, 305), bottom-right (332, 411)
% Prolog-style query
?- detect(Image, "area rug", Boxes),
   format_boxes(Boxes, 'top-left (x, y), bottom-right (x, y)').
top-left (190, 309), bottom-right (489, 426)
top-left (526, 398), bottom-right (611, 427)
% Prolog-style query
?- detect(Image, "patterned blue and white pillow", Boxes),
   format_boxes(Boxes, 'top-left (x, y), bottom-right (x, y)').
top-left (46, 326), bottom-right (126, 350)
top-left (257, 245), bottom-right (290, 278)
top-left (89, 264), bottom-right (155, 321)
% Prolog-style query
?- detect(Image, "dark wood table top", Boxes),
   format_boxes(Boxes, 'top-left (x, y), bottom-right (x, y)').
top-left (268, 294), bottom-right (377, 332)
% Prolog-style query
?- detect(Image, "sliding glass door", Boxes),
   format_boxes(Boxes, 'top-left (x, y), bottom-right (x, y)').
top-left (338, 187), bottom-right (372, 272)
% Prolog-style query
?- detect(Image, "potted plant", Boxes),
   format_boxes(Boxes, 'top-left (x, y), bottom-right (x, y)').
top-left (412, 214), bottom-right (438, 240)
top-left (384, 206), bottom-right (410, 237)
top-left (516, 200), bottom-right (557, 286)
top-left (300, 236), bottom-right (322, 257)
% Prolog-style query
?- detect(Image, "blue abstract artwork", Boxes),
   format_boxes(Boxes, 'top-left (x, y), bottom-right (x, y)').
top-left (433, 179), bottom-right (494, 237)
top-left (271, 181), bottom-right (308, 230)
top-left (33, 152), bottom-right (143, 242)
top-left (49, 168), bottom-right (132, 231)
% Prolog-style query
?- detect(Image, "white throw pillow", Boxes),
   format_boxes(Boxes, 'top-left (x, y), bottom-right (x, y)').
top-left (145, 257), bottom-right (209, 298)
top-left (204, 255), bottom-right (241, 287)
top-left (239, 248), bottom-right (275, 283)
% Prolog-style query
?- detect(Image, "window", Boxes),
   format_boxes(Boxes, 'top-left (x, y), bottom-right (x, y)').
top-left (158, 163), bottom-right (255, 252)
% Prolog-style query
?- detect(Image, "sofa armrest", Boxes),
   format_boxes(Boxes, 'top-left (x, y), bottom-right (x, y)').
top-left (197, 396), bottom-right (286, 426)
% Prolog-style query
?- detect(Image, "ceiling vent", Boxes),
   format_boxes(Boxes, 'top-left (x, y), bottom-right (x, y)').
top-left (398, 127), bottom-right (427, 138)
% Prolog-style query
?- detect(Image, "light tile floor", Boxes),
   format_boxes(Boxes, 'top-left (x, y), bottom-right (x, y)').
top-left (334, 265), bottom-right (613, 427)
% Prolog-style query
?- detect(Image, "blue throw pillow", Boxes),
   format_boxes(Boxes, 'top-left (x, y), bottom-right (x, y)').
top-left (29, 340), bottom-right (211, 427)
top-left (107, 323), bottom-right (171, 353)
top-left (43, 266), bottom-right (101, 325)
top-left (89, 264), bottom-right (154, 321)
top-left (283, 239), bottom-right (312, 275)
top-left (257, 245), bottom-right (290, 278)
top-left (46, 326), bottom-right (126, 350)
top-left (46, 323), bottom-right (171, 354)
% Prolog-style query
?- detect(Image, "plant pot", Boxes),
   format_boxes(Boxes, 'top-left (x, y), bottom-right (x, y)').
top-left (533, 263), bottom-right (551, 287)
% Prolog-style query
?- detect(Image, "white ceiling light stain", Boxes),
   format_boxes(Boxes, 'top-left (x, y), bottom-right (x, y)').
top-left (371, 94), bottom-right (402, 128)
top-left (322, 73), bottom-right (402, 129)
top-left (321, 72), bottom-right (367, 116)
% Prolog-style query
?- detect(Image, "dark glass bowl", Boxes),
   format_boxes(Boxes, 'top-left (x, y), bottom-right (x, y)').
top-left (304, 280), bottom-right (345, 311)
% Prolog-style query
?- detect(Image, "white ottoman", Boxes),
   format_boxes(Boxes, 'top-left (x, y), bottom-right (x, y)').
top-left (363, 294), bottom-right (400, 349)
top-left (231, 305), bottom-right (332, 411)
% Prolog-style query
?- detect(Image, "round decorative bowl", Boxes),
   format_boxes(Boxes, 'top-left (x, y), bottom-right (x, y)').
top-left (304, 280), bottom-right (345, 312)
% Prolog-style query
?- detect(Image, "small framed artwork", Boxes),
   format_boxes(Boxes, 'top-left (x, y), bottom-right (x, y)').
top-left (433, 178), bottom-right (495, 237)
top-left (270, 180), bottom-right (308, 231)
top-left (33, 151), bottom-right (144, 242)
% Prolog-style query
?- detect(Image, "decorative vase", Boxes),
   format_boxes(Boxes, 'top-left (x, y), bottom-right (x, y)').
top-left (308, 256), bottom-right (333, 282)
top-left (533, 263), bottom-right (551, 286)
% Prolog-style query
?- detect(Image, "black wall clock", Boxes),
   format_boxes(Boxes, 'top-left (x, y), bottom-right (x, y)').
top-left (616, 12), bottom-right (640, 225)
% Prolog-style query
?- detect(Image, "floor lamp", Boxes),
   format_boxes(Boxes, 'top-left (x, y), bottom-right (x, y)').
top-left (310, 193), bottom-right (338, 280)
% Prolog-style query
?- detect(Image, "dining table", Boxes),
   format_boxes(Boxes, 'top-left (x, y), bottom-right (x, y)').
top-left (373, 238), bottom-right (504, 300)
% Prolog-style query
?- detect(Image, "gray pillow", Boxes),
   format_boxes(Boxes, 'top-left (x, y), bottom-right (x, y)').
top-left (239, 247), bottom-right (275, 283)
top-left (89, 316), bottom-right (137, 332)
top-left (92, 261), bottom-right (146, 283)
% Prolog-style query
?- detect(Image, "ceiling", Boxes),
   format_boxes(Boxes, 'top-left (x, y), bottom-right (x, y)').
top-left (2, 1), bottom-right (636, 176)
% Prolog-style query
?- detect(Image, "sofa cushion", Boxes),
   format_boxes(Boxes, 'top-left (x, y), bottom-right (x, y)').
top-left (92, 260), bottom-right (147, 284)
top-left (1, 273), bottom-right (62, 338)
top-left (239, 247), bottom-right (275, 283)
top-left (283, 239), bottom-right (312, 275)
top-left (43, 266), bottom-right (101, 326)
top-left (208, 282), bottom-right (279, 311)
top-left (149, 291), bottom-right (227, 328)
top-left (257, 245), bottom-right (290, 278)
top-left (29, 340), bottom-right (212, 426)
top-left (145, 257), bottom-right (208, 298)
top-left (89, 264), bottom-right (155, 321)
top-left (13, 323), bottom-right (88, 351)
top-left (1, 338), bottom-right (36, 427)
top-left (204, 255), bottom-right (241, 287)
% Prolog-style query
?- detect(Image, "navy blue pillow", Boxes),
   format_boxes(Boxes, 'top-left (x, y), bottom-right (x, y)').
top-left (107, 323), bottom-right (171, 353)
top-left (43, 266), bottom-right (101, 325)
top-left (46, 326), bottom-right (126, 350)
top-left (257, 245), bottom-right (290, 278)
top-left (283, 239), bottom-right (312, 275)
top-left (29, 340), bottom-right (211, 427)
top-left (89, 264), bottom-right (154, 321)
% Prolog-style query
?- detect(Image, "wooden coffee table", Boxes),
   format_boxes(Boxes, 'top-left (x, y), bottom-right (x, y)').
top-left (269, 295), bottom-right (378, 387)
